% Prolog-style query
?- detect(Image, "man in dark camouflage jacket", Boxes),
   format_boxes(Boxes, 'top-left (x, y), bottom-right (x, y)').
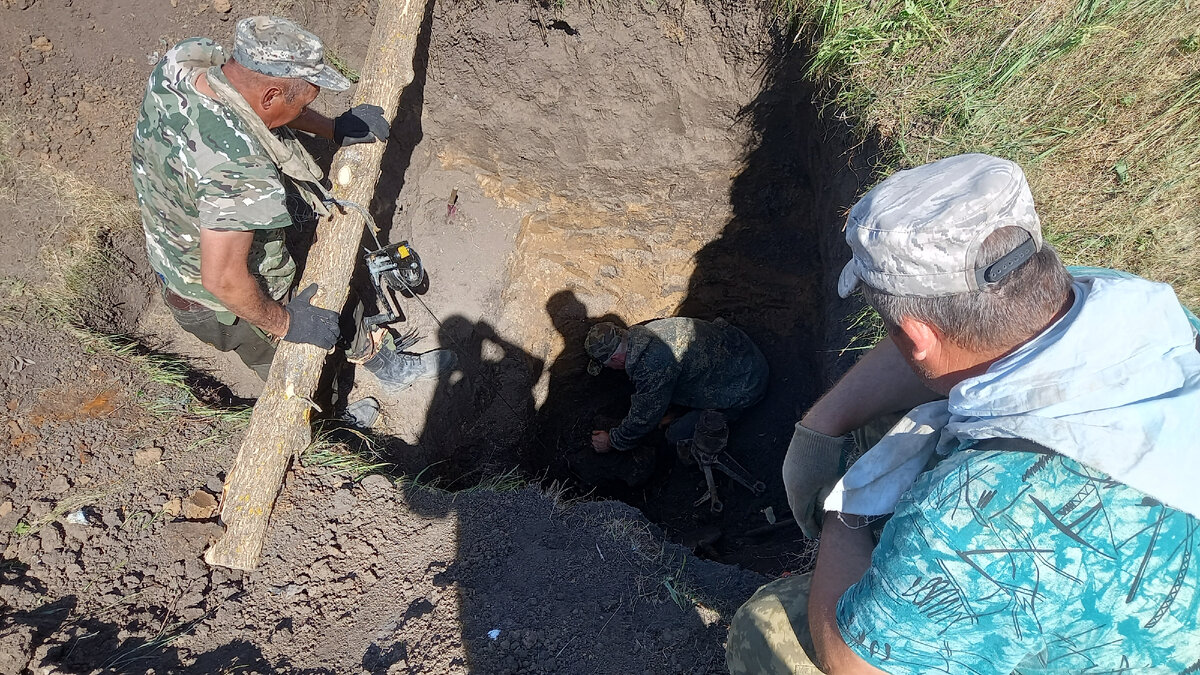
top-left (132, 16), bottom-right (453, 393)
top-left (585, 317), bottom-right (768, 452)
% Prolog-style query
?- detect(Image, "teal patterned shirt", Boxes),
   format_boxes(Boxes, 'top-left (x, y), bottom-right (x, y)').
top-left (838, 447), bottom-right (1200, 673)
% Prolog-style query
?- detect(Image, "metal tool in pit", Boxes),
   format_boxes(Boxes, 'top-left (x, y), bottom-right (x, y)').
top-left (363, 240), bottom-right (426, 329)
top-left (678, 410), bottom-right (766, 513)
top-left (329, 197), bottom-right (429, 330)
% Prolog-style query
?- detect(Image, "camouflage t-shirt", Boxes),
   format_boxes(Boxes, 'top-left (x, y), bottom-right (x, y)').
top-left (132, 38), bottom-right (296, 324)
top-left (611, 317), bottom-right (769, 450)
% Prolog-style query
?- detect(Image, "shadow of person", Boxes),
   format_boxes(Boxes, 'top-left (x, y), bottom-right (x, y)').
top-left (536, 289), bottom-right (663, 494)
top-left (667, 41), bottom-right (879, 571)
top-left (396, 314), bottom-right (545, 485)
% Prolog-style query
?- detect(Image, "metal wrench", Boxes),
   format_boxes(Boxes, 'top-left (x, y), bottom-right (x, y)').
top-left (708, 451), bottom-right (766, 495)
top-left (692, 463), bottom-right (723, 513)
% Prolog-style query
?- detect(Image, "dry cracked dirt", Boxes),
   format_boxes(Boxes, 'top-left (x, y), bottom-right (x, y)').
top-left (0, 0), bottom-right (874, 672)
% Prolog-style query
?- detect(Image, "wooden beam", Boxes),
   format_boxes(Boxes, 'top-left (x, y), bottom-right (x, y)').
top-left (205, 0), bottom-right (427, 571)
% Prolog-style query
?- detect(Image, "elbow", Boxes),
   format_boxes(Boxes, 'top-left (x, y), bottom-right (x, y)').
top-left (200, 269), bottom-right (239, 302)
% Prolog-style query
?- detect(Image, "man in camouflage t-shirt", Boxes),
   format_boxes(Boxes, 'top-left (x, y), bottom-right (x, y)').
top-left (132, 16), bottom-right (454, 390)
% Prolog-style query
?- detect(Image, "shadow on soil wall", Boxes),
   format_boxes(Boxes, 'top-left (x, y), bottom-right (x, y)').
top-left (515, 39), bottom-right (880, 573)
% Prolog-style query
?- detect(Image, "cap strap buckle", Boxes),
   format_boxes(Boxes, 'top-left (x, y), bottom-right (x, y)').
top-left (975, 235), bottom-right (1037, 288)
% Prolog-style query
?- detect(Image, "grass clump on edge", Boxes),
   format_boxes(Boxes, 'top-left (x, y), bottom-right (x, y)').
top-left (779, 0), bottom-right (1200, 311)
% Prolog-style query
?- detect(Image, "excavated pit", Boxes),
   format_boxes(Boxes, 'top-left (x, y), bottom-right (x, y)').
top-left (121, 0), bottom-right (877, 575)
top-left (347, 1), bottom-right (878, 574)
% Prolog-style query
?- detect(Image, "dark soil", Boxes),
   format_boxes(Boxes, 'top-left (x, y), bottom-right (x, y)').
top-left (0, 0), bottom-right (874, 671)
top-left (0, 314), bottom-right (765, 674)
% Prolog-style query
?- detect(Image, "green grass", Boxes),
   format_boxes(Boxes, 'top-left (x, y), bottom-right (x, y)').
top-left (325, 49), bottom-right (361, 83)
top-left (780, 0), bottom-right (1200, 310)
top-left (73, 329), bottom-right (253, 424)
top-left (301, 433), bottom-right (394, 479)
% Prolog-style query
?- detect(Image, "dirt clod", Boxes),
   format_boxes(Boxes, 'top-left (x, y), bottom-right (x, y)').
top-left (181, 490), bottom-right (218, 519)
top-left (30, 36), bottom-right (51, 52)
top-left (132, 445), bottom-right (163, 467)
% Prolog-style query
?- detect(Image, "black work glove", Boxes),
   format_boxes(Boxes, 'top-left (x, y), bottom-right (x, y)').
top-left (333, 104), bottom-right (390, 146)
top-left (283, 284), bottom-right (340, 350)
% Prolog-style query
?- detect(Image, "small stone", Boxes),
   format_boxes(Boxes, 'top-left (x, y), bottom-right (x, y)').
top-left (181, 490), bottom-right (217, 520)
top-left (47, 475), bottom-right (70, 494)
top-left (184, 557), bottom-right (207, 580)
top-left (358, 474), bottom-right (391, 495)
top-left (162, 498), bottom-right (182, 517)
top-left (133, 446), bottom-right (163, 467)
top-left (212, 0), bottom-right (231, 11)
top-left (31, 37), bottom-right (53, 53)
top-left (0, 502), bottom-right (11, 519)
top-left (205, 476), bottom-right (224, 494)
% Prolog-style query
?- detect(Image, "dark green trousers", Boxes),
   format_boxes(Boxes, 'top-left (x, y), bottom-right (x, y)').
top-left (162, 285), bottom-right (374, 381)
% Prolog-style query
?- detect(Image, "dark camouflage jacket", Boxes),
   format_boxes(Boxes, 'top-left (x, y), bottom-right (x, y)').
top-left (609, 317), bottom-right (768, 451)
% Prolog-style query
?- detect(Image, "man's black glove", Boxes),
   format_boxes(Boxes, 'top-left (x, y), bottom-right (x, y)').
top-left (333, 104), bottom-right (390, 146)
top-left (283, 284), bottom-right (340, 350)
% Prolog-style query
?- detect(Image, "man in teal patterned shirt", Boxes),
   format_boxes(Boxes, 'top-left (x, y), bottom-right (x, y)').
top-left (728, 154), bottom-right (1200, 673)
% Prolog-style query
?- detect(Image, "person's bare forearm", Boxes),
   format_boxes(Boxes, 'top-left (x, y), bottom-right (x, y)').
top-left (801, 337), bottom-right (940, 436)
top-left (207, 275), bottom-right (289, 338)
top-left (288, 108), bottom-right (334, 140)
top-left (808, 515), bottom-right (887, 674)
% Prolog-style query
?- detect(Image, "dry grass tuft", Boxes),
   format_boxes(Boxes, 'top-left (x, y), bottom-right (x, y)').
top-left (782, 0), bottom-right (1200, 308)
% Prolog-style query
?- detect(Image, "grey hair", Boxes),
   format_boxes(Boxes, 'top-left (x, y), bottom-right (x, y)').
top-left (862, 226), bottom-right (1074, 351)
top-left (226, 58), bottom-right (316, 102)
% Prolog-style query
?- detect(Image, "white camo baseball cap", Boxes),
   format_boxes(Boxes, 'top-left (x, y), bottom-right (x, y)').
top-left (838, 153), bottom-right (1043, 298)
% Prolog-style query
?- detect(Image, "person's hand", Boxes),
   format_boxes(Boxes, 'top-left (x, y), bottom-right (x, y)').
top-left (782, 423), bottom-right (848, 538)
top-left (333, 104), bottom-right (390, 146)
top-left (283, 284), bottom-right (340, 349)
top-left (591, 430), bottom-right (612, 453)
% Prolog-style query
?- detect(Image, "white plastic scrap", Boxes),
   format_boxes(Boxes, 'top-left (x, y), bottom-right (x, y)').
top-left (65, 510), bottom-right (88, 526)
top-left (487, 629), bottom-right (501, 641)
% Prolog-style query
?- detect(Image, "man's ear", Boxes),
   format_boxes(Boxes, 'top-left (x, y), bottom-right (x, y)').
top-left (896, 315), bottom-right (940, 362)
top-left (260, 86), bottom-right (284, 112)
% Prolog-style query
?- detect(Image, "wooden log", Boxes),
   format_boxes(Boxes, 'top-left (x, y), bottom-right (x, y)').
top-left (205, 0), bottom-right (426, 571)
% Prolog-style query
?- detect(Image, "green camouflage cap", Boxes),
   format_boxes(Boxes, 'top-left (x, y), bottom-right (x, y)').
top-left (585, 322), bottom-right (625, 376)
top-left (233, 16), bottom-right (350, 92)
top-left (838, 153), bottom-right (1043, 298)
